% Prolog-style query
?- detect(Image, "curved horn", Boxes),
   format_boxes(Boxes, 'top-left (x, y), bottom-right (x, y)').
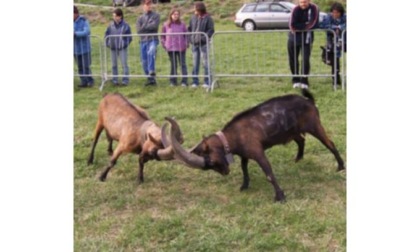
top-left (156, 145), bottom-right (173, 160)
top-left (161, 122), bottom-right (170, 148)
top-left (161, 118), bottom-right (184, 148)
top-left (165, 117), bottom-right (205, 168)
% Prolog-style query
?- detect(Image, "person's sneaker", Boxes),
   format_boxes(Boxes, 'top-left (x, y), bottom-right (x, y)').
top-left (300, 83), bottom-right (309, 89)
top-left (145, 80), bottom-right (156, 86)
top-left (170, 83), bottom-right (177, 87)
top-left (293, 83), bottom-right (301, 88)
top-left (202, 84), bottom-right (210, 89)
top-left (78, 83), bottom-right (88, 88)
top-left (181, 83), bottom-right (187, 87)
top-left (191, 84), bottom-right (198, 88)
top-left (113, 82), bottom-right (120, 86)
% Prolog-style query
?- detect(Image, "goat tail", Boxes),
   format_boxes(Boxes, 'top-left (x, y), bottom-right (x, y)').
top-left (301, 89), bottom-right (315, 104)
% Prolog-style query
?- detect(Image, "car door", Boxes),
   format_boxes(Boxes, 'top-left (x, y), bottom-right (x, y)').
top-left (269, 3), bottom-right (291, 29)
top-left (253, 3), bottom-right (271, 29)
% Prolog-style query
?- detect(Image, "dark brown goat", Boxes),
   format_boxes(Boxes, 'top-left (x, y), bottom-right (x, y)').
top-left (165, 89), bottom-right (344, 202)
top-left (87, 93), bottom-right (182, 182)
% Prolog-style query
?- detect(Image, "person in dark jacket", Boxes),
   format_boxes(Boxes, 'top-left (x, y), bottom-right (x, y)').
top-left (105, 8), bottom-right (132, 86)
top-left (74, 6), bottom-right (94, 88)
top-left (188, 2), bottom-right (214, 89)
top-left (136, 0), bottom-right (160, 86)
top-left (288, 0), bottom-right (319, 89)
top-left (319, 2), bottom-right (346, 86)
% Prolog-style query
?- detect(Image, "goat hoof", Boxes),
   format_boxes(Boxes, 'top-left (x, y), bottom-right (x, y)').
top-left (274, 193), bottom-right (286, 203)
top-left (99, 175), bottom-right (107, 182)
top-left (240, 185), bottom-right (249, 191)
top-left (337, 166), bottom-right (345, 171)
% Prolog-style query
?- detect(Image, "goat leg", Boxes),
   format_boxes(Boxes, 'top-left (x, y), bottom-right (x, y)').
top-left (87, 124), bottom-right (104, 165)
top-left (308, 124), bottom-right (345, 171)
top-left (138, 154), bottom-right (145, 183)
top-left (240, 157), bottom-right (250, 191)
top-left (99, 145), bottom-right (123, 181)
top-left (105, 130), bottom-right (113, 156)
top-left (294, 134), bottom-right (305, 162)
top-left (255, 154), bottom-right (286, 203)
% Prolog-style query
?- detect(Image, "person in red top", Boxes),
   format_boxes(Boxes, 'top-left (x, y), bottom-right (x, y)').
top-left (287, 0), bottom-right (319, 89)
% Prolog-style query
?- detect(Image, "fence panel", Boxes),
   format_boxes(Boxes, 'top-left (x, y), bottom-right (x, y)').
top-left (73, 35), bottom-right (104, 84)
top-left (211, 29), bottom-right (344, 90)
top-left (74, 30), bottom-right (346, 92)
top-left (101, 32), bottom-right (211, 91)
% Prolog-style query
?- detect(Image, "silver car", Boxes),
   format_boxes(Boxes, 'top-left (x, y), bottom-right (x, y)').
top-left (234, 1), bottom-right (327, 31)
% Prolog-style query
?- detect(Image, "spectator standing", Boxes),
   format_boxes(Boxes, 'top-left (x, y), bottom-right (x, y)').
top-left (136, 0), bottom-right (160, 86)
top-left (287, 0), bottom-right (319, 89)
top-left (105, 8), bottom-right (132, 86)
top-left (161, 9), bottom-right (189, 87)
top-left (74, 6), bottom-right (94, 88)
top-left (188, 2), bottom-right (214, 89)
top-left (319, 2), bottom-right (346, 86)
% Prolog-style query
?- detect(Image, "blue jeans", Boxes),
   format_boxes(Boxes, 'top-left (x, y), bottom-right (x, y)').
top-left (111, 48), bottom-right (129, 84)
top-left (140, 40), bottom-right (158, 82)
top-left (168, 51), bottom-right (188, 84)
top-left (191, 44), bottom-right (210, 85)
top-left (74, 52), bottom-right (94, 85)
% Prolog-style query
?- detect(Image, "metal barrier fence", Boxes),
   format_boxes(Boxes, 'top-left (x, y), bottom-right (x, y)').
top-left (73, 35), bottom-right (104, 81)
top-left (73, 29), bottom-right (346, 92)
top-left (101, 32), bottom-right (211, 91)
top-left (341, 29), bottom-right (347, 89)
top-left (211, 29), bottom-right (345, 91)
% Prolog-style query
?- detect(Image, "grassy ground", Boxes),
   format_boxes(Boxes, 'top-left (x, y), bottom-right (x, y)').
top-left (74, 2), bottom-right (346, 251)
top-left (74, 78), bottom-right (346, 251)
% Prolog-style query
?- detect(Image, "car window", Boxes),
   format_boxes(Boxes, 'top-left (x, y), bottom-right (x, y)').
top-left (242, 4), bottom-right (256, 13)
top-left (255, 3), bottom-right (269, 12)
top-left (270, 3), bottom-right (289, 13)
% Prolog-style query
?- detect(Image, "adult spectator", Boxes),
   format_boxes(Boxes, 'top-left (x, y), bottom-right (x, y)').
top-left (188, 2), bottom-right (214, 89)
top-left (287, 0), bottom-right (319, 89)
top-left (136, 0), bottom-right (160, 86)
top-left (319, 2), bottom-right (346, 86)
top-left (74, 6), bottom-right (94, 88)
top-left (105, 8), bottom-right (132, 86)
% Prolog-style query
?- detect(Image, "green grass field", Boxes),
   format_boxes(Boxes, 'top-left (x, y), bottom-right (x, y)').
top-left (74, 2), bottom-right (346, 251)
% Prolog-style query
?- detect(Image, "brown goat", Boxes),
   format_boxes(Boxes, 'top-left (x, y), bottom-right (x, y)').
top-left (165, 89), bottom-right (345, 202)
top-left (87, 93), bottom-right (182, 182)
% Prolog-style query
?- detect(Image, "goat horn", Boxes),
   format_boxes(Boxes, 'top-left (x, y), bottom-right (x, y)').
top-left (156, 145), bottom-right (173, 160)
top-left (161, 122), bottom-right (170, 148)
top-left (165, 117), bottom-right (205, 168)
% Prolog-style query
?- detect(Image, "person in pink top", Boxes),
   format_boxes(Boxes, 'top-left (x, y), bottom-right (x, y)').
top-left (161, 9), bottom-right (189, 87)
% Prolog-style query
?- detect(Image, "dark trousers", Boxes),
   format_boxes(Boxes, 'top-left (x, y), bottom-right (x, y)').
top-left (332, 57), bottom-right (341, 85)
top-left (74, 52), bottom-right (94, 85)
top-left (288, 40), bottom-right (312, 85)
top-left (168, 51), bottom-right (188, 84)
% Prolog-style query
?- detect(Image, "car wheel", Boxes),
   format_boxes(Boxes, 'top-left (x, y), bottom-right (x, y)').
top-left (243, 20), bottom-right (256, 31)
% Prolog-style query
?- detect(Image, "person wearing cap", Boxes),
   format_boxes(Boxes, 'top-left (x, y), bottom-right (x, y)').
top-left (74, 5), bottom-right (94, 88)
top-left (136, 0), bottom-right (160, 86)
top-left (188, 1), bottom-right (214, 89)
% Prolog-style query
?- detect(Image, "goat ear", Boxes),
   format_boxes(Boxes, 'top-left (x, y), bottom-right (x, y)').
top-left (148, 133), bottom-right (161, 147)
